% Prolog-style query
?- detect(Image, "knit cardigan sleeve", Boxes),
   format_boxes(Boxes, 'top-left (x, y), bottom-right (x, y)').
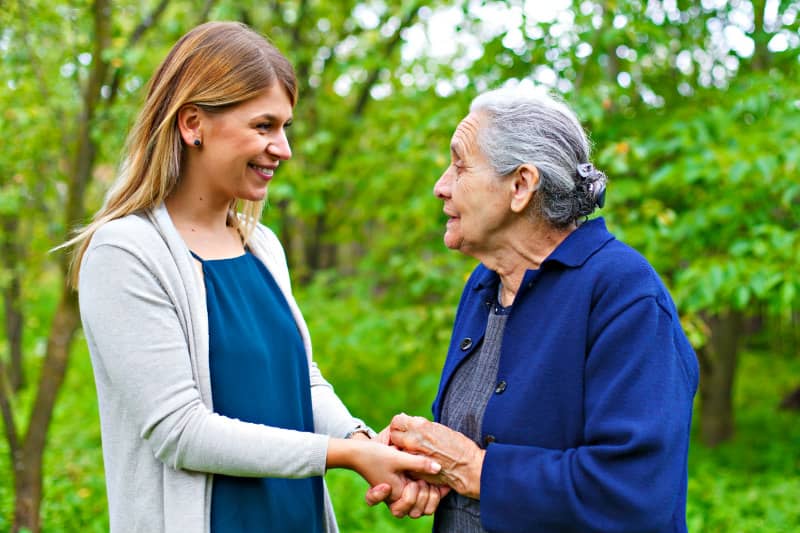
top-left (79, 216), bottom-right (331, 479)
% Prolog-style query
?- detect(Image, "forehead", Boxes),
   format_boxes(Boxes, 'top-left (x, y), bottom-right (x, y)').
top-left (229, 84), bottom-right (293, 120)
top-left (450, 112), bottom-right (485, 154)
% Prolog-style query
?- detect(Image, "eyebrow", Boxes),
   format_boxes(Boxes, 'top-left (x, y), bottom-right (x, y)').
top-left (250, 113), bottom-right (293, 123)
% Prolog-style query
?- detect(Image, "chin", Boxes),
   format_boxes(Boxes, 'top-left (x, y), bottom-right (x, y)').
top-left (241, 189), bottom-right (268, 202)
top-left (443, 234), bottom-right (462, 251)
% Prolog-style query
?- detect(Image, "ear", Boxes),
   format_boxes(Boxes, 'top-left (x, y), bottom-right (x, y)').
top-left (177, 104), bottom-right (203, 146)
top-left (509, 164), bottom-right (539, 213)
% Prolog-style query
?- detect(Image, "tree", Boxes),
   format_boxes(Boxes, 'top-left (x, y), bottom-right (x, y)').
top-left (0, 0), bottom-right (460, 528)
top-left (441, 0), bottom-right (800, 446)
top-left (0, 1), bottom-right (177, 529)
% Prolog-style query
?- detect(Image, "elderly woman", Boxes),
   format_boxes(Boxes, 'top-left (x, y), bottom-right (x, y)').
top-left (382, 87), bottom-right (699, 532)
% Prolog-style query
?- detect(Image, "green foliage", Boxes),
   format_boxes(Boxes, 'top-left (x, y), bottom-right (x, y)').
top-left (593, 72), bottom-right (800, 346)
top-left (3, 0), bottom-right (800, 530)
top-left (296, 271), bottom-right (460, 426)
top-left (3, 338), bottom-right (797, 531)
top-left (686, 352), bottom-right (800, 532)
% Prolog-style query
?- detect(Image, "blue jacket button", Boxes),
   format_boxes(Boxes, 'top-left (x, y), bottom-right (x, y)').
top-left (460, 338), bottom-right (473, 351)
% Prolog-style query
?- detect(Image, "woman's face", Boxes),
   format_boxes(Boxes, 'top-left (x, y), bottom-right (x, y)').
top-left (433, 112), bottom-right (511, 256)
top-left (193, 84), bottom-right (293, 202)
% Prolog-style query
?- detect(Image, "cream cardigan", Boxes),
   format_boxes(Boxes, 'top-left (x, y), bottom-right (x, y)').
top-left (79, 204), bottom-right (363, 532)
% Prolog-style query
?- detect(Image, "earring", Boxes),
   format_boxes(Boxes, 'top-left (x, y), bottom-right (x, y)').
top-left (193, 139), bottom-right (201, 147)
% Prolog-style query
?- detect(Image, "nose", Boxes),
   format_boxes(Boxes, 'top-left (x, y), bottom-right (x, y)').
top-left (267, 130), bottom-right (292, 160)
top-left (433, 166), bottom-right (453, 199)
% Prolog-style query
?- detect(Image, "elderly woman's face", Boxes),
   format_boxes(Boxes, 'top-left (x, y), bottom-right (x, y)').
top-left (433, 112), bottom-right (511, 256)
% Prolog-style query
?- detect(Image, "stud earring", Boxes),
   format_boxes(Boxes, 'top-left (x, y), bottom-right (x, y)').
top-left (193, 139), bottom-right (201, 147)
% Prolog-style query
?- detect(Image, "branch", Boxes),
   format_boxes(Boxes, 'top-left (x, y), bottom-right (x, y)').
top-left (198, 0), bottom-right (215, 24)
top-left (574, 2), bottom-right (613, 93)
top-left (291, 0), bottom-right (309, 48)
top-left (107, 0), bottom-right (171, 105)
top-left (17, 3), bottom-right (68, 146)
top-left (750, 0), bottom-right (770, 71)
top-left (0, 356), bottom-right (19, 458)
top-left (303, 2), bottom-right (423, 273)
top-left (288, 0), bottom-right (311, 90)
top-left (62, 0), bottom-right (113, 263)
top-left (344, 2), bottom-right (422, 141)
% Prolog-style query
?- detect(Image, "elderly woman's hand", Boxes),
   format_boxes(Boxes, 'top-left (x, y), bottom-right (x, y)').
top-left (363, 423), bottom-right (451, 518)
top-left (389, 413), bottom-right (485, 499)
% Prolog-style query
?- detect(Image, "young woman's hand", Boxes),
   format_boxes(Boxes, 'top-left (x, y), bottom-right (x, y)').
top-left (365, 478), bottom-right (451, 518)
top-left (327, 438), bottom-right (444, 516)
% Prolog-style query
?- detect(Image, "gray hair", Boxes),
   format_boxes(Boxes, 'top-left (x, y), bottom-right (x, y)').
top-left (470, 86), bottom-right (607, 228)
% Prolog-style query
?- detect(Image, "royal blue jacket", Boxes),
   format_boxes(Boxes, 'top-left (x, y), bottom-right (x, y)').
top-left (432, 218), bottom-right (699, 533)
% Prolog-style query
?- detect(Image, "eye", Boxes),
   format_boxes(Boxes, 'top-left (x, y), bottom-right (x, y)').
top-left (256, 122), bottom-right (272, 131)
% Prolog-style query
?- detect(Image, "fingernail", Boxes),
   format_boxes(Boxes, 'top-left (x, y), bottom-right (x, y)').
top-left (431, 461), bottom-right (441, 473)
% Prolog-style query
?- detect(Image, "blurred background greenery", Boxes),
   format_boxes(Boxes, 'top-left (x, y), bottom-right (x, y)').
top-left (1, 0), bottom-right (798, 531)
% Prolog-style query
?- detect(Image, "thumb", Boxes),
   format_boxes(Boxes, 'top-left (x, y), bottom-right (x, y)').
top-left (404, 452), bottom-right (441, 475)
top-left (365, 483), bottom-right (392, 506)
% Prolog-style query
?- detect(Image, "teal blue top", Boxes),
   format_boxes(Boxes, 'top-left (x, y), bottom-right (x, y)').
top-left (192, 250), bottom-right (324, 533)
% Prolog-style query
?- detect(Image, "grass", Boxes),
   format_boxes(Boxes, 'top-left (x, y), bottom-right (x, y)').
top-left (686, 352), bottom-right (800, 532)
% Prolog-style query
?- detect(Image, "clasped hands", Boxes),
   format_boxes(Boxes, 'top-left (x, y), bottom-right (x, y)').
top-left (361, 413), bottom-right (486, 518)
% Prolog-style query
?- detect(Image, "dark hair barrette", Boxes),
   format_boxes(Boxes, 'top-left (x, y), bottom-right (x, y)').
top-left (576, 162), bottom-right (606, 208)
top-left (577, 163), bottom-right (596, 179)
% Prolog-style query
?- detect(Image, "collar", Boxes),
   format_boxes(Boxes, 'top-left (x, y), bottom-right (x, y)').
top-left (472, 217), bottom-right (615, 291)
top-left (543, 217), bottom-right (615, 268)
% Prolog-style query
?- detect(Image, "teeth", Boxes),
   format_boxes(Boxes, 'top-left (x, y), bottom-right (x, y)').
top-left (250, 164), bottom-right (273, 175)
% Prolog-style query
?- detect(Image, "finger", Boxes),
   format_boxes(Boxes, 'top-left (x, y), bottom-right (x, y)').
top-left (375, 425), bottom-right (392, 446)
top-left (390, 478), bottom-right (419, 518)
top-left (390, 413), bottom-right (413, 432)
top-left (365, 483), bottom-right (392, 507)
top-left (404, 452), bottom-right (441, 475)
top-left (422, 482), bottom-right (442, 516)
top-left (409, 480), bottom-right (430, 519)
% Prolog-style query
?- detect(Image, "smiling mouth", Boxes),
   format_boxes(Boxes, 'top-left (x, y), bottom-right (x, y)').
top-left (249, 163), bottom-right (275, 180)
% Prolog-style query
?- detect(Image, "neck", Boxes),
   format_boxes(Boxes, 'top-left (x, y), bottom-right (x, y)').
top-left (481, 219), bottom-right (575, 306)
top-left (166, 172), bottom-right (232, 232)
top-left (165, 173), bottom-right (244, 259)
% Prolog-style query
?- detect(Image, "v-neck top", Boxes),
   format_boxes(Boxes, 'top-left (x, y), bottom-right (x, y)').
top-left (192, 249), bottom-right (324, 533)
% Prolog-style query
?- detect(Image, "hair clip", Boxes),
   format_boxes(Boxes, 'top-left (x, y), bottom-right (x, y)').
top-left (577, 162), bottom-right (606, 208)
top-left (577, 163), bottom-right (595, 179)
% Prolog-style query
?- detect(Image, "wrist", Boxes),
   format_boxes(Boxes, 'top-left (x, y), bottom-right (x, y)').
top-left (345, 424), bottom-right (377, 440)
top-left (348, 430), bottom-right (372, 441)
top-left (465, 448), bottom-right (486, 499)
top-left (326, 438), bottom-right (364, 469)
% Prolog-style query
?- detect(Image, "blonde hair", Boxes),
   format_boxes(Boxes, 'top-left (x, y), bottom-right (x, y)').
top-left (65, 21), bottom-right (297, 287)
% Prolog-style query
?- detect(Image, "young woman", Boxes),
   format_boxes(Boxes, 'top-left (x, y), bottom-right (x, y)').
top-left (69, 21), bottom-right (442, 533)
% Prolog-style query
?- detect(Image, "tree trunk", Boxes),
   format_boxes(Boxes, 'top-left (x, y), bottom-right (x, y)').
top-left (779, 386), bottom-right (800, 410)
top-left (2, 215), bottom-right (25, 390)
top-left (12, 1), bottom-right (110, 529)
top-left (750, 0), bottom-right (770, 71)
top-left (13, 286), bottom-right (80, 533)
top-left (697, 310), bottom-right (743, 447)
top-left (12, 445), bottom-right (42, 533)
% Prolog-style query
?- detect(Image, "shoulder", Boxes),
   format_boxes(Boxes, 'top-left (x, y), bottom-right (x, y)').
top-left (250, 222), bottom-right (283, 253)
top-left (587, 238), bottom-right (677, 315)
top-left (88, 211), bottom-right (162, 253)
top-left (82, 211), bottom-right (172, 274)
